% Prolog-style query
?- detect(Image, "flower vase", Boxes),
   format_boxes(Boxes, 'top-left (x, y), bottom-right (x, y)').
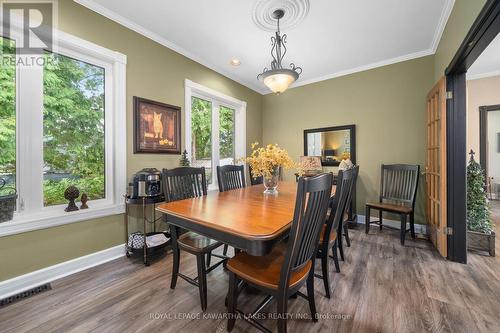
top-left (263, 167), bottom-right (280, 195)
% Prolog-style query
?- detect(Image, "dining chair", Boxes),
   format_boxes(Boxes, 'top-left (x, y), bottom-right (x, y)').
top-left (248, 165), bottom-right (263, 185)
top-left (162, 167), bottom-right (227, 311)
top-left (226, 173), bottom-right (333, 333)
top-left (316, 167), bottom-right (356, 298)
top-left (217, 165), bottom-right (246, 191)
top-left (216, 165), bottom-right (246, 256)
top-left (337, 165), bottom-right (359, 261)
top-left (365, 164), bottom-right (420, 245)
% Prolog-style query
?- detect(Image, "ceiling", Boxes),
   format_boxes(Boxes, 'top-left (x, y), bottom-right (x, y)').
top-left (468, 33), bottom-right (500, 80)
top-left (75, 0), bottom-right (455, 94)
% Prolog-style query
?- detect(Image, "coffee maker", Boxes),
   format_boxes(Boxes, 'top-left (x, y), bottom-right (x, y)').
top-left (128, 168), bottom-right (162, 199)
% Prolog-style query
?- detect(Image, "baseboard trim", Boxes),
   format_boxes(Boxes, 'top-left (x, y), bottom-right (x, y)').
top-left (0, 244), bottom-right (125, 300)
top-left (355, 214), bottom-right (427, 235)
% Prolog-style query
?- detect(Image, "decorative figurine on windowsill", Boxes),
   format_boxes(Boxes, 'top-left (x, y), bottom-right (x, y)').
top-left (80, 193), bottom-right (89, 209)
top-left (64, 186), bottom-right (80, 212)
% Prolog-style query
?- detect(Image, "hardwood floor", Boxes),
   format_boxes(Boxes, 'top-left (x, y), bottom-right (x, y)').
top-left (1, 216), bottom-right (499, 333)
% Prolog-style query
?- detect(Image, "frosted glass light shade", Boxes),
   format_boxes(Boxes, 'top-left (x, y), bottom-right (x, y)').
top-left (259, 69), bottom-right (299, 94)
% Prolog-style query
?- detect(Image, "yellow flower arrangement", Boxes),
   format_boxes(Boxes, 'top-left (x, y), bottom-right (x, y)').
top-left (243, 142), bottom-right (296, 179)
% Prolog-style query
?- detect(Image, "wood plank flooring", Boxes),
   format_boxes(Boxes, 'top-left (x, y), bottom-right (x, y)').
top-left (1, 206), bottom-right (499, 333)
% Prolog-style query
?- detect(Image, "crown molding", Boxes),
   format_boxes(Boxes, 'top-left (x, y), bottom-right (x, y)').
top-left (275, 48), bottom-right (435, 94)
top-left (467, 70), bottom-right (500, 81)
top-left (430, 0), bottom-right (455, 53)
top-left (74, 0), bottom-right (455, 96)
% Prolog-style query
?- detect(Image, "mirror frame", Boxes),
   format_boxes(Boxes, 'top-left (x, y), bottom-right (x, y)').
top-left (303, 125), bottom-right (356, 166)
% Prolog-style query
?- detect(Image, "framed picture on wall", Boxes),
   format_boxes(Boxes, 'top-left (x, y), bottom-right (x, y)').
top-left (133, 97), bottom-right (181, 154)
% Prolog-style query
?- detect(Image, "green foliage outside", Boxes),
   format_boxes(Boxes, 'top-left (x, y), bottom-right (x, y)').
top-left (191, 97), bottom-right (212, 160)
top-left (191, 97), bottom-right (234, 160)
top-left (190, 97), bottom-right (235, 184)
top-left (466, 151), bottom-right (493, 234)
top-left (0, 38), bottom-right (16, 187)
top-left (43, 52), bottom-right (105, 206)
top-left (219, 105), bottom-right (235, 159)
top-left (0, 36), bottom-right (106, 206)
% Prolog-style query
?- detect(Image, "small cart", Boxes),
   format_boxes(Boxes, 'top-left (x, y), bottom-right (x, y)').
top-left (124, 195), bottom-right (169, 266)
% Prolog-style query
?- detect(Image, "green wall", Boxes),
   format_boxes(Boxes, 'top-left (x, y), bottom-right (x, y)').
top-left (0, 1), bottom-right (262, 282)
top-left (262, 56), bottom-right (435, 224)
top-left (434, 0), bottom-right (486, 81)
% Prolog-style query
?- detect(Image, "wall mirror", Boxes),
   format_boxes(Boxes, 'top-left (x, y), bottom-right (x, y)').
top-left (303, 125), bottom-right (356, 166)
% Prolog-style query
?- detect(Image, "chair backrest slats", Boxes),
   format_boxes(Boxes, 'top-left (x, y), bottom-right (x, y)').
top-left (217, 165), bottom-right (246, 192)
top-left (278, 173), bottom-right (333, 291)
top-left (162, 167), bottom-right (207, 202)
top-left (323, 167), bottom-right (358, 246)
top-left (379, 164), bottom-right (420, 208)
top-left (248, 165), bottom-right (264, 186)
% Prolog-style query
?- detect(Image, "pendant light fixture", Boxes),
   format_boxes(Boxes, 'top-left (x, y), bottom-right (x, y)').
top-left (257, 9), bottom-right (302, 94)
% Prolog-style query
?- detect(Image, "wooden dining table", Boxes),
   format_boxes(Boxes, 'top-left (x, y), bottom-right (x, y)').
top-left (156, 181), bottom-right (335, 256)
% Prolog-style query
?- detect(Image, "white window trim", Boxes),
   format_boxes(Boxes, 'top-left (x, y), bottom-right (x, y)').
top-left (184, 79), bottom-right (246, 191)
top-left (0, 27), bottom-right (127, 237)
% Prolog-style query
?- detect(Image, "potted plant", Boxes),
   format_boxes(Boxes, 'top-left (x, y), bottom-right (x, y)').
top-left (243, 142), bottom-right (296, 194)
top-left (466, 150), bottom-right (495, 256)
top-left (179, 149), bottom-right (190, 167)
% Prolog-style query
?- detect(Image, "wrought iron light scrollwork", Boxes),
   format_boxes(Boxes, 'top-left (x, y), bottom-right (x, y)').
top-left (257, 9), bottom-right (302, 94)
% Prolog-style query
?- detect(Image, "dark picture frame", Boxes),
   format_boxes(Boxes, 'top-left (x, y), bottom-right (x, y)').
top-left (303, 125), bottom-right (356, 166)
top-left (133, 96), bottom-right (181, 154)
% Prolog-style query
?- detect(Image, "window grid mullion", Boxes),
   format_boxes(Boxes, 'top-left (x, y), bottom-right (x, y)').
top-left (212, 101), bottom-right (220, 189)
top-left (17, 59), bottom-right (44, 213)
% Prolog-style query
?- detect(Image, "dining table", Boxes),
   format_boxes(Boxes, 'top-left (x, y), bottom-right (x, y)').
top-left (156, 181), bottom-right (335, 256)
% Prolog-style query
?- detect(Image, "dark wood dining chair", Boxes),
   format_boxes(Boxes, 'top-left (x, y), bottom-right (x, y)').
top-left (248, 165), bottom-right (263, 185)
top-left (226, 173), bottom-right (333, 333)
top-left (217, 165), bottom-right (246, 191)
top-left (162, 167), bottom-right (227, 311)
top-left (216, 165), bottom-right (246, 256)
top-left (365, 164), bottom-right (420, 245)
top-left (316, 167), bottom-right (356, 298)
top-left (337, 165), bottom-right (359, 261)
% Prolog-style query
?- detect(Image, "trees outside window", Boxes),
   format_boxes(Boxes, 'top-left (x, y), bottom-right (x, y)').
top-left (43, 52), bottom-right (105, 206)
top-left (186, 81), bottom-right (244, 191)
top-left (0, 38), bottom-right (16, 191)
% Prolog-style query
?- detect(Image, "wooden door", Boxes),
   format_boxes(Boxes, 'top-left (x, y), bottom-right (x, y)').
top-left (426, 77), bottom-right (447, 257)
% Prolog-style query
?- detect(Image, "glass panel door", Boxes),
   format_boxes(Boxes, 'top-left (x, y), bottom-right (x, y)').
top-left (191, 96), bottom-right (213, 184)
top-left (219, 105), bottom-right (235, 166)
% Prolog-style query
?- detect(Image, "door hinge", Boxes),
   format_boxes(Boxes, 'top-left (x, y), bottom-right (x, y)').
top-left (446, 91), bottom-right (453, 100)
top-left (444, 227), bottom-right (453, 235)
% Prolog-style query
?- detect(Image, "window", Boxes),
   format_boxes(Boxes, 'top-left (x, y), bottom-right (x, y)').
top-left (219, 105), bottom-right (235, 166)
top-left (0, 37), bottom-right (16, 193)
top-left (191, 96), bottom-right (213, 183)
top-left (0, 27), bottom-right (126, 236)
top-left (43, 52), bottom-right (106, 206)
top-left (185, 80), bottom-right (246, 190)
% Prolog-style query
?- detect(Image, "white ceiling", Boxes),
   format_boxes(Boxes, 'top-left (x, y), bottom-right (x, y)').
top-left (468, 33), bottom-right (500, 80)
top-left (75, 0), bottom-right (455, 94)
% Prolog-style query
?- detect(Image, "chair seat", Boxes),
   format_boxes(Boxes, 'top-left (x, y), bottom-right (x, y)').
top-left (319, 224), bottom-right (338, 244)
top-left (366, 202), bottom-right (413, 214)
top-left (178, 231), bottom-right (223, 253)
top-left (226, 242), bottom-right (312, 290)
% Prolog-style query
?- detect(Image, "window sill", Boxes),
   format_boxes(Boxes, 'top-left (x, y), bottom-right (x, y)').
top-left (0, 203), bottom-right (125, 237)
